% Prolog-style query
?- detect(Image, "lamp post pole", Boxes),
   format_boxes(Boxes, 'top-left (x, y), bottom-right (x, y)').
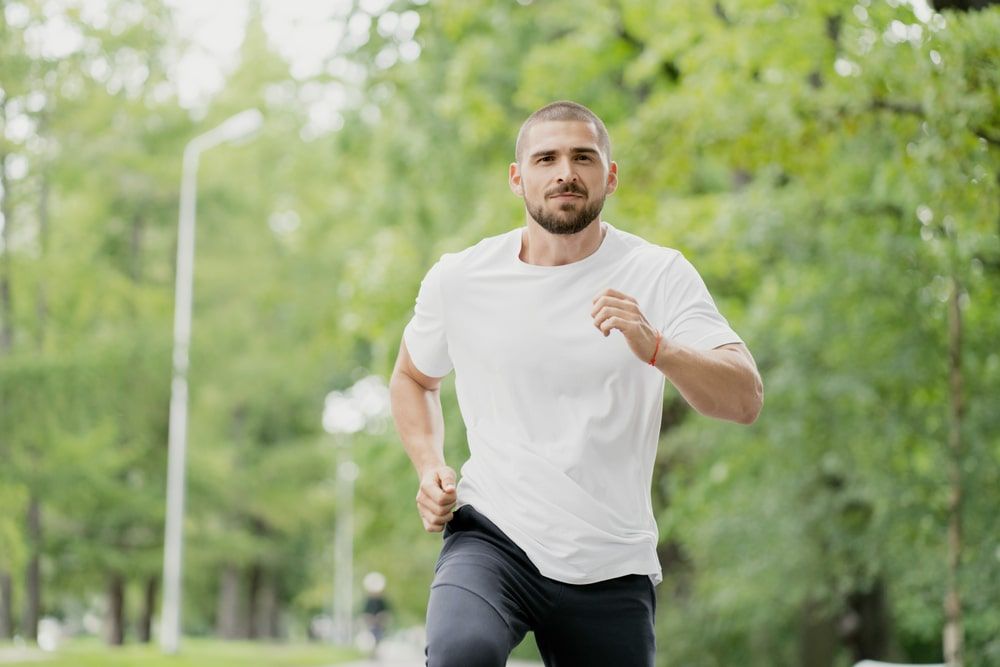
top-left (323, 375), bottom-right (390, 646)
top-left (334, 447), bottom-right (359, 644)
top-left (160, 109), bottom-right (262, 655)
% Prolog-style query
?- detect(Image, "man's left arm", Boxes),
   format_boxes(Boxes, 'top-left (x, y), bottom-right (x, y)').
top-left (592, 288), bottom-right (763, 425)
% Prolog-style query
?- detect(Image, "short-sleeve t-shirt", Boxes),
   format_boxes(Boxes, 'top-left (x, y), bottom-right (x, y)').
top-left (403, 221), bottom-right (742, 585)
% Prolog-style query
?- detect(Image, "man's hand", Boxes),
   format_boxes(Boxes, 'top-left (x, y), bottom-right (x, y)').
top-left (591, 288), bottom-right (660, 363)
top-left (415, 465), bottom-right (458, 532)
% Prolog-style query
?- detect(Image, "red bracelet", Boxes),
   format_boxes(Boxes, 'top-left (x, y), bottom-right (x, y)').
top-left (648, 332), bottom-right (663, 366)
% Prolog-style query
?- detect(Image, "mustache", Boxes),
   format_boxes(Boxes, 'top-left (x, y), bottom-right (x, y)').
top-left (546, 184), bottom-right (587, 197)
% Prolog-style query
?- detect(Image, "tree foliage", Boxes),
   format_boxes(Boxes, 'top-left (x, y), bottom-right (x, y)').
top-left (1, 0), bottom-right (997, 664)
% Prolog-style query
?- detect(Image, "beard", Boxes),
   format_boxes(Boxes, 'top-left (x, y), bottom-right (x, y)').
top-left (526, 185), bottom-right (606, 236)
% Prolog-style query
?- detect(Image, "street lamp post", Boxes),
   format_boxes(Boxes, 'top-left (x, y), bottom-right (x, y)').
top-left (160, 109), bottom-right (263, 655)
top-left (322, 375), bottom-right (390, 646)
top-left (333, 444), bottom-right (359, 645)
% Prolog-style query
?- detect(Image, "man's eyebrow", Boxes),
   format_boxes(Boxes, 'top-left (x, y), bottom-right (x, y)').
top-left (529, 147), bottom-right (600, 159)
top-left (529, 149), bottom-right (556, 159)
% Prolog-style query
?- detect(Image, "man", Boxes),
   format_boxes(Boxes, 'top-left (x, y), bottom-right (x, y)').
top-left (389, 101), bottom-right (763, 666)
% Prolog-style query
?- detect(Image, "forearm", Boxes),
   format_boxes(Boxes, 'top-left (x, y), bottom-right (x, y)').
top-left (654, 341), bottom-right (763, 424)
top-left (389, 371), bottom-right (447, 478)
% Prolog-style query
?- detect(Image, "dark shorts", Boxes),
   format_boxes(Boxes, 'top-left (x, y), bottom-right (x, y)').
top-left (425, 505), bottom-right (656, 667)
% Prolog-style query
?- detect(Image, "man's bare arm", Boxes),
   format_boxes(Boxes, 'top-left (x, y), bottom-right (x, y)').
top-left (654, 342), bottom-right (763, 425)
top-left (591, 288), bottom-right (763, 425)
top-left (389, 339), bottom-right (457, 532)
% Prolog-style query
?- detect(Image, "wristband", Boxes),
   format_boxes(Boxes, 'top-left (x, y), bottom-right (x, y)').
top-left (648, 332), bottom-right (663, 366)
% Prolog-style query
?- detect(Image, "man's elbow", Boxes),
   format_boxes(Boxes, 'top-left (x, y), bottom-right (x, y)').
top-left (388, 367), bottom-right (406, 391)
top-left (390, 364), bottom-right (440, 395)
top-left (737, 377), bottom-right (764, 425)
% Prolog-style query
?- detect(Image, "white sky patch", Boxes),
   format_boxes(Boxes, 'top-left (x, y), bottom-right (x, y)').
top-left (22, 10), bottom-right (85, 59)
top-left (359, 0), bottom-right (393, 15)
top-left (399, 39), bottom-right (421, 62)
top-left (916, 205), bottom-right (934, 225)
top-left (4, 2), bottom-right (31, 28)
top-left (6, 154), bottom-right (29, 181)
top-left (4, 97), bottom-right (37, 145)
top-left (79, 0), bottom-right (110, 29)
top-left (164, 0), bottom-right (360, 108)
top-left (834, 57), bottom-right (861, 77)
top-left (374, 46), bottom-right (398, 70)
top-left (163, 0), bottom-right (249, 109)
top-left (7, 0), bottom-right (421, 144)
top-left (262, 0), bottom-right (352, 80)
top-left (299, 80), bottom-right (349, 140)
top-left (905, 0), bottom-right (935, 24)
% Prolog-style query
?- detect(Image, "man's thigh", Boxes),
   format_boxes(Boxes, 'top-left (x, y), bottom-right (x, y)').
top-left (425, 581), bottom-right (519, 667)
top-left (534, 573), bottom-right (656, 667)
top-left (424, 507), bottom-right (544, 666)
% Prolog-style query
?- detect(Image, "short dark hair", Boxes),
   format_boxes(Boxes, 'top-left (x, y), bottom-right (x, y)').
top-left (514, 100), bottom-right (611, 164)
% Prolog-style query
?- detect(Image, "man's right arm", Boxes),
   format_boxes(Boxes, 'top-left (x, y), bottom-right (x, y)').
top-left (389, 338), bottom-right (457, 532)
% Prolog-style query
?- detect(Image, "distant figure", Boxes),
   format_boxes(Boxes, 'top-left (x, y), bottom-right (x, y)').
top-left (360, 571), bottom-right (391, 657)
top-left (390, 100), bottom-right (764, 666)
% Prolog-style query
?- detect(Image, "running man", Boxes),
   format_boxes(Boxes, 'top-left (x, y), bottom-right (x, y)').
top-left (390, 100), bottom-right (763, 666)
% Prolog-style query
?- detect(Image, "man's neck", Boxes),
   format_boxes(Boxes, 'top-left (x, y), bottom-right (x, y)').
top-left (519, 218), bottom-right (607, 267)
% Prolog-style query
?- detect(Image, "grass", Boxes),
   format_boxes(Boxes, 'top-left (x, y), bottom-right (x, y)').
top-left (0, 637), bottom-right (363, 667)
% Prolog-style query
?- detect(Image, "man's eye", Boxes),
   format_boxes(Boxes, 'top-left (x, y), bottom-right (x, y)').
top-left (539, 156), bottom-right (554, 162)
top-left (576, 155), bottom-right (592, 161)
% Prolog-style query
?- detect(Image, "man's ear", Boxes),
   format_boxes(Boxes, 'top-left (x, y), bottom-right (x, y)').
top-left (605, 161), bottom-right (619, 195)
top-left (509, 162), bottom-right (523, 196)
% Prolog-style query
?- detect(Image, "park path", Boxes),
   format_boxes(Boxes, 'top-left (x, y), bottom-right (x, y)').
top-left (338, 658), bottom-right (540, 667)
top-left (0, 636), bottom-right (543, 667)
top-left (338, 659), bottom-right (540, 667)
top-left (334, 634), bottom-right (542, 667)
top-left (0, 647), bottom-right (46, 663)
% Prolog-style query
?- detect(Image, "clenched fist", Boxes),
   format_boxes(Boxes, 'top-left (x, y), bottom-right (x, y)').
top-left (591, 288), bottom-right (662, 364)
top-left (416, 465), bottom-right (458, 532)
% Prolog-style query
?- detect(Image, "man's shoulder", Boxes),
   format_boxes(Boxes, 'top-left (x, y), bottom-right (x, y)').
top-left (609, 224), bottom-right (683, 266)
top-left (434, 227), bottom-right (518, 274)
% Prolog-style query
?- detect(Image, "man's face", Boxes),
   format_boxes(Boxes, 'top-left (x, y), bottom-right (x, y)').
top-left (509, 121), bottom-right (618, 235)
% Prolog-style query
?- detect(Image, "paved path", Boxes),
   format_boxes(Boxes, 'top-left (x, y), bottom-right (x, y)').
top-left (0, 647), bottom-right (47, 663)
top-left (0, 635), bottom-right (542, 667)
top-left (338, 659), bottom-right (540, 667)
top-left (338, 658), bottom-right (540, 667)
top-left (334, 634), bottom-right (541, 667)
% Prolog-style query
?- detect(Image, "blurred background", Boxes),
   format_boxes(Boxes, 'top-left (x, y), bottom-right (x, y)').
top-left (0, 0), bottom-right (998, 666)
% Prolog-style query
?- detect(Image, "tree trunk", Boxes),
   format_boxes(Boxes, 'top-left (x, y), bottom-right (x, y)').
top-left (250, 568), bottom-right (279, 640)
top-left (263, 577), bottom-right (280, 640)
top-left (216, 565), bottom-right (243, 639)
top-left (22, 498), bottom-right (41, 641)
top-left (799, 598), bottom-right (839, 667)
top-left (3, 108), bottom-right (43, 647)
top-left (137, 576), bottom-right (156, 643)
top-left (105, 573), bottom-right (125, 646)
top-left (943, 277), bottom-right (964, 667)
top-left (247, 564), bottom-right (261, 639)
top-left (0, 97), bottom-right (18, 644)
top-left (0, 571), bottom-right (13, 638)
top-left (34, 118), bottom-right (50, 350)
top-left (129, 213), bottom-right (144, 283)
top-left (0, 102), bottom-right (14, 352)
top-left (844, 578), bottom-right (892, 662)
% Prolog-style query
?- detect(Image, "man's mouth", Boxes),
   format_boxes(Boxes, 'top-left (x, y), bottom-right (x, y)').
top-left (549, 189), bottom-right (585, 199)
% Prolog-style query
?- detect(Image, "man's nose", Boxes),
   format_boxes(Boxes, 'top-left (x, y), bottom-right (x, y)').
top-left (555, 157), bottom-right (578, 182)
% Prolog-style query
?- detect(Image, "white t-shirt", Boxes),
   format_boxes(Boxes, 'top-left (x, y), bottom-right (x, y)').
top-left (403, 221), bottom-right (742, 585)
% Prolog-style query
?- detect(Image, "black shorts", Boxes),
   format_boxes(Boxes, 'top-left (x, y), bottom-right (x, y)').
top-left (425, 505), bottom-right (656, 667)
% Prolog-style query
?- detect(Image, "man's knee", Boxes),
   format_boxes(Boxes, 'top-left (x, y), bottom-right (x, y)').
top-left (427, 625), bottom-right (508, 667)
top-left (426, 584), bottom-right (512, 667)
